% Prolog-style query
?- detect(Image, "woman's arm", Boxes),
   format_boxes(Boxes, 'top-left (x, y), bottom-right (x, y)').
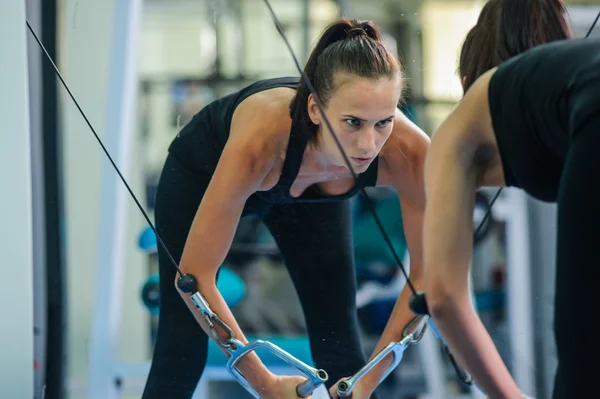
top-left (175, 92), bottom-right (290, 391)
top-left (357, 110), bottom-right (430, 390)
top-left (422, 100), bottom-right (521, 399)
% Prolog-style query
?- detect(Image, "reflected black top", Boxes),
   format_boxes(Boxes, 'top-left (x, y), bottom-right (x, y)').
top-left (487, 38), bottom-right (600, 202)
top-left (168, 77), bottom-right (379, 204)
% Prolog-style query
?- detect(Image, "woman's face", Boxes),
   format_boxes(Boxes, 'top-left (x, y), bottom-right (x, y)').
top-left (308, 74), bottom-right (402, 172)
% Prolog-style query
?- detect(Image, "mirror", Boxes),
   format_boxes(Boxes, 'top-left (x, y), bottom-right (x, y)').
top-left (44, 1), bottom-right (598, 398)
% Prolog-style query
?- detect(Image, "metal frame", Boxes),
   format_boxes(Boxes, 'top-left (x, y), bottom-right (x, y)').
top-left (25, 0), bottom-right (48, 397)
top-left (527, 197), bottom-right (558, 398)
top-left (503, 189), bottom-right (536, 395)
top-left (480, 188), bottom-right (536, 397)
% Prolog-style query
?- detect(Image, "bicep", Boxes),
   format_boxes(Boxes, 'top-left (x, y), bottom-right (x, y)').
top-left (398, 194), bottom-right (425, 279)
top-left (422, 117), bottom-right (482, 298)
top-left (382, 111), bottom-right (430, 276)
top-left (179, 138), bottom-right (274, 278)
top-left (180, 92), bottom-right (289, 278)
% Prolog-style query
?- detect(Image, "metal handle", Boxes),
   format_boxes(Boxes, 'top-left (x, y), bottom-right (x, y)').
top-left (336, 335), bottom-right (412, 397)
top-left (181, 278), bottom-right (327, 397)
top-left (225, 339), bottom-right (328, 398)
top-left (336, 315), bottom-right (429, 397)
top-left (296, 372), bottom-right (329, 398)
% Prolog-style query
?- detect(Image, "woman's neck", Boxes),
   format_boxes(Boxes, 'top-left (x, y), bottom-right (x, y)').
top-left (298, 140), bottom-right (351, 180)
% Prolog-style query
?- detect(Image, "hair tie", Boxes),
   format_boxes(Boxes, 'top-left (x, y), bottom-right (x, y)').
top-left (346, 27), bottom-right (367, 39)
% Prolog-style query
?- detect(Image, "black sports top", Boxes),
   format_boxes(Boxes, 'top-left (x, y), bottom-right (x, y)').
top-left (488, 38), bottom-right (600, 202)
top-left (167, 77), bottom-right (379, 204)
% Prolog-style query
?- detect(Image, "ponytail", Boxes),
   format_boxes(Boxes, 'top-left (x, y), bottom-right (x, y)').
top-left (289, 19), bottom-right (400, 142)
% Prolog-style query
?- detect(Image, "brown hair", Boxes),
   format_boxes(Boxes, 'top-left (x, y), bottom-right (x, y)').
top-left (459, 0), bottom-right (571, 93)
top-left (289, 19), bottom-right (402, 142)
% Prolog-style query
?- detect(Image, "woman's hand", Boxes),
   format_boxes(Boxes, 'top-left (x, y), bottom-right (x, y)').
top-left (261, 374), bottom-right (314, 399)
top-left (328, 377), bottom-right (375, 399)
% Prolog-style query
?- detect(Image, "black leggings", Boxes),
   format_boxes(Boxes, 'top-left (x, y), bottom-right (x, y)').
top-left (552, 113), bottom-right (600, 398)
top-left (142, 154), bottom-right (370, 398)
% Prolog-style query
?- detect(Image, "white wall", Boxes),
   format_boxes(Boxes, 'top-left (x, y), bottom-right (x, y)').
top-left (0, 1), bottom-right (34, 398)
top-left (139, 4), bottom-right (215, 77)
top-left (138, 5), bottom-right (216, 176)
top-left (241, 0), bottom-right (339, 76)
top-left (59, 0), bottom-right (147, 396)
top-left (420, 0), bottom-right (484, 101)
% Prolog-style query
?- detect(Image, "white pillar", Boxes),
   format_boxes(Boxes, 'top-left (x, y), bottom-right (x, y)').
top-left (0, 1), bottom-right (34, 399)
top-left (500, 189), bottom-right (536, 396)
top-left (60, 0), bottom-right (116, 393)
top-left (87, 0), bottom-right (143, 397)
top-left (416, 329), bottom-right (448, 398)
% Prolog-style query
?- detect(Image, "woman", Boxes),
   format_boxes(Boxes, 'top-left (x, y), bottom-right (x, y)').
top-left (420, 2), bottom-right (599, 398)
top-left (142, 19), bottom-right (430, 399)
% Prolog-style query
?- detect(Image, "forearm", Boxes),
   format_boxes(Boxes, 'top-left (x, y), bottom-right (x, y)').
top-left (177, 278), bottom-right (272, 389)
top-left (175, 206), bottom-right (272, 389)
top-left (169, 137), bottom-right (279, 391)
top-left (430, 295), bottom-right (521, 399)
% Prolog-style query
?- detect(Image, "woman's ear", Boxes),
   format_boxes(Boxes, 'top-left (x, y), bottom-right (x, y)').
top-left (307, 93), bottom-right (321, 125)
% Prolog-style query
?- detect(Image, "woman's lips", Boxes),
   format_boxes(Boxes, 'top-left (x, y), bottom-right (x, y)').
top-left (351, 157), bottom-right (373, 165)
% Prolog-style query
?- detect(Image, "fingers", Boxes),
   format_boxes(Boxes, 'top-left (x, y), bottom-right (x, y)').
top-left (328, 380), bottom-right (341, 398)
top-left (328, 377), bottom-right (350, 399)
top-left (328, 382), bottom-right (337, 398)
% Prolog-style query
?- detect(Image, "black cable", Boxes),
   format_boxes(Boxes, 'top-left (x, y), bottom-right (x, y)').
top-left (585, 11), bottom-right (600, 38)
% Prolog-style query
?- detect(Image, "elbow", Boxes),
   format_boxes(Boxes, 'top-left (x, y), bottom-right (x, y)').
top-left (428, 293), bottom-right (456, 321)
top-left (173, 272), bottom-right (201, 295)
top-left (174, 261), bottom-right (191, 292)
top-left (174, 260), bottom-right (204, 294)
top-left (174, 262), bottom-right (217, 294)
top-left (425, 279), bottom-right (462, 320)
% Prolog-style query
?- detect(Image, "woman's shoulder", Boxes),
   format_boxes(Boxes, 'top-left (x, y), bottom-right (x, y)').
top-left (223, 84), bottom-right (297, 183)
top-left (230, 84), bottom-right (295, 140)
top-left (455, 68), bottom-right (499, 149)
top-left (378, 108), bottom-right (430, 189)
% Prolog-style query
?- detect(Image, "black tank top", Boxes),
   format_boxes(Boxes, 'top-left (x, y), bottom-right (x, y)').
top-left (487, 38), bottom-right (600, 202)
top-left (168, 77), bottom-right (379, 204)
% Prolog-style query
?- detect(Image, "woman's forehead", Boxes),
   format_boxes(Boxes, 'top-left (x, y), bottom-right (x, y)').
top-left (328, 77), bottom-right (400, 112)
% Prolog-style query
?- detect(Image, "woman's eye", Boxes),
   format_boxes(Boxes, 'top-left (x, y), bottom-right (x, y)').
top-left (376, 119), bottom-right (392, 127)
top-left (345, 119), bottom-right (360, 127)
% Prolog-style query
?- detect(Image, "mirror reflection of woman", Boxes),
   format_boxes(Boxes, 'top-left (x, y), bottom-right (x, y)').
top-left (420, 1), bottom-right (599, 398)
